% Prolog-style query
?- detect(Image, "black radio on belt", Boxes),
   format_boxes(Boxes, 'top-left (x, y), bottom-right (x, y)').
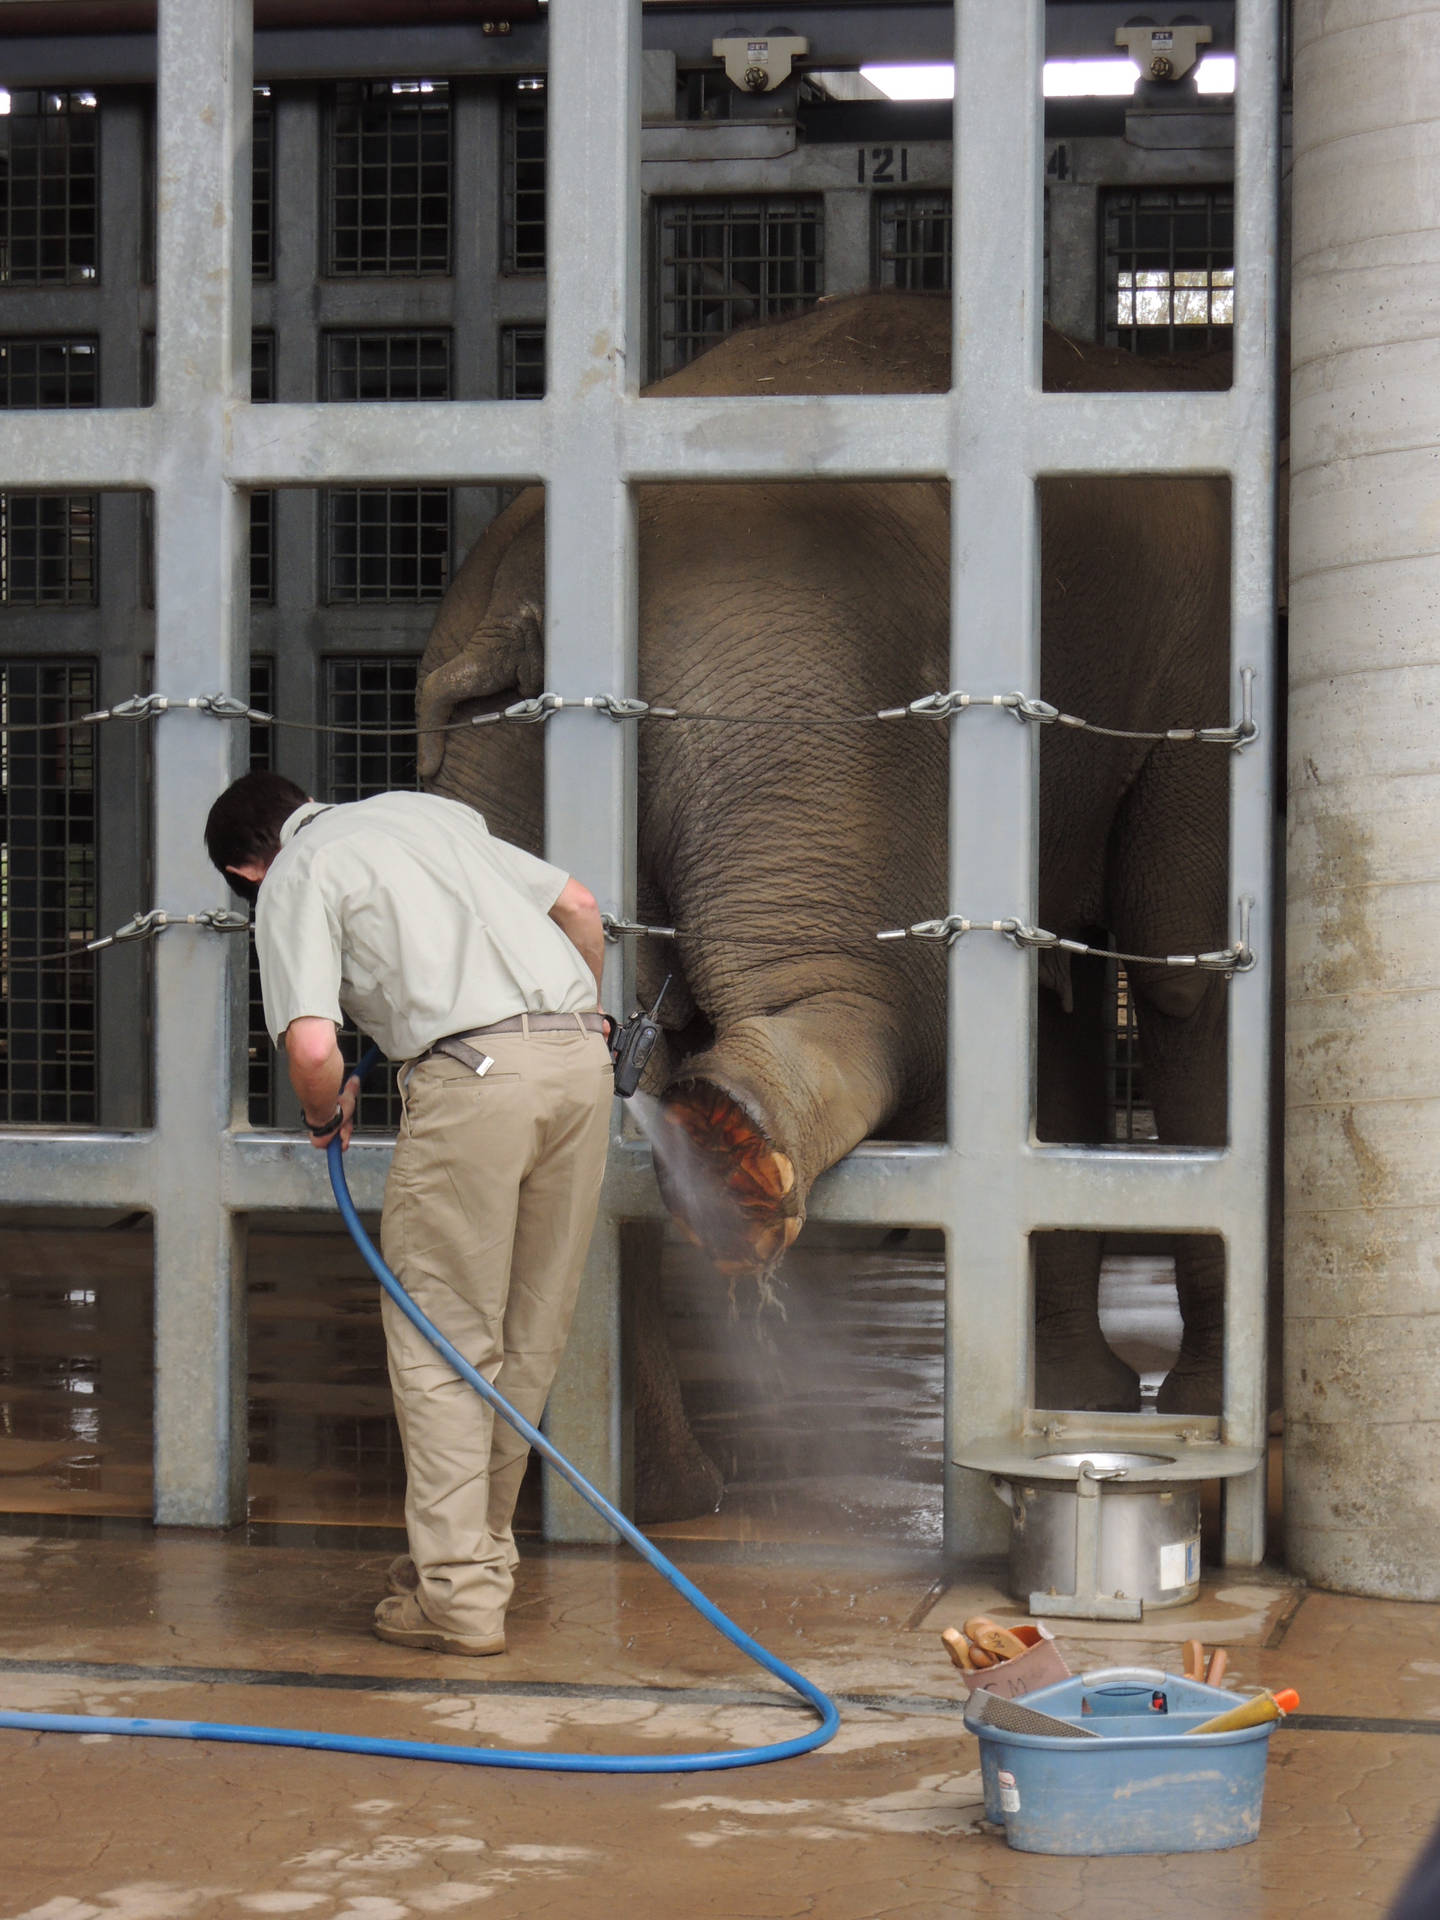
top-left (609, 976), bottom-right (670, 1099)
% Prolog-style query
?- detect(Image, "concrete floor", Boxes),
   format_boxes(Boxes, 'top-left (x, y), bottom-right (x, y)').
top-left (3, 1530), bottom-right (1439, 1918)
top-left (2, 1223), bottom-right (1435, 1915)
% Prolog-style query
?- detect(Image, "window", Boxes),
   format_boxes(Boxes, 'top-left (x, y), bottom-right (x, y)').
top-left (252, 90), bottom-right (274, 279)
top-left (501, 325), bottom-right (545, 400)
top-left (654, 197), bottom-right (823, 377)
top-left (502, 79), bottom-right (546, 273)
top-left (250, 333), bottom-right (275, 604)
top-left (0, 334), bottom-right (99, 608)
top-left (0, 660), bottom-right (98, 1124)
top-left (326, 80), bottom-right (451, 277)
top-left (323, 330), bottom-right (452, 603)
top-left (323, 329), bottom-right (451, 402)
top-left (876, 193), bottom-right (952, 293)
top-left (0, 497), bottom-right (96, 606)
top-left (0, 90), bottom-right (98, 287)
top-left (1103, 187), bottom-right (1234, 354)
top-left (0, 338), bottom-right (98, 409)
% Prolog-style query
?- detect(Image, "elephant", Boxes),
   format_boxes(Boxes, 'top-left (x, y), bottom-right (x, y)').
top-left (414, 291), bottom-right (1235, 1521)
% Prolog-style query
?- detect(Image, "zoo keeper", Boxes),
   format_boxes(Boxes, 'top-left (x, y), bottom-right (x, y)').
top-left (204, 771), bottom-right (613, 1656)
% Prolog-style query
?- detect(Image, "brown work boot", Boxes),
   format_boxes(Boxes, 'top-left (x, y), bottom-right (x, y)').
top-left (386, 1553), bottom-right (419, 1596)
top-left (372, 1593), bottom-right (507, 1658)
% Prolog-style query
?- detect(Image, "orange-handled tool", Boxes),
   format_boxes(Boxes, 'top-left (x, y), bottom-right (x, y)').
top-left (1186, 1687), bottom-right (1298, 1735)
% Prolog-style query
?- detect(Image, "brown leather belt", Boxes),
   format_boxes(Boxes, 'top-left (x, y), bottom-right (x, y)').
top-left (407, 1012), bottom-right (605, 1083)
top-left (461, 1012), bottom-right (606, 1037)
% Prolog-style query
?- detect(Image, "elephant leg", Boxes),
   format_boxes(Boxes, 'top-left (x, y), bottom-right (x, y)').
top-left (1155, 1232), bottom-right (1225, 1415)
top-left (1128, 973), bottom-right (1229, 1416)
top-left (1034, 956), bottom-right (1141, 1412)
top-left (625, 1223), bottom-right (725, 1523)
top-left (656, 993), bottom-right (908, 1281)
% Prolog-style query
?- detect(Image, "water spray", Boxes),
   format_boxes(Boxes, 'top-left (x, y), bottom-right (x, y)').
top-left (0, 1047), bottom-right (839, 1776)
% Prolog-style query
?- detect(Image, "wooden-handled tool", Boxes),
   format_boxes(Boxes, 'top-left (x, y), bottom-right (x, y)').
top-left (940, 1627), bottom-right (975, 1671)
top-left (1183, 1639), bottom-right (1205, 1681)
top-left (1187, 1687), bottom-right (1298, 1735)
top-left (963, 1616), bottom-right (1030, 1663)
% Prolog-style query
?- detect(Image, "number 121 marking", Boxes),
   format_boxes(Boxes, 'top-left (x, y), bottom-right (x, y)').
top-left (857, 146), bottom-right (909, 184)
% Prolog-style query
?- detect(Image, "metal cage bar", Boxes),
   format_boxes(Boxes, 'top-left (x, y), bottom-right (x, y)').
top-left (0, 0), bottom-right (1278, 1561)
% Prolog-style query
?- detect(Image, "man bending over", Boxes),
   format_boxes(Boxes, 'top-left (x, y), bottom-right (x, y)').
top-left (205, 771), bottom-right (612, 1656)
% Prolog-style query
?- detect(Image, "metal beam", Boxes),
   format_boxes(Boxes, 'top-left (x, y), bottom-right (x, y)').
top-left (148, 0), bottom-right (253, 1530)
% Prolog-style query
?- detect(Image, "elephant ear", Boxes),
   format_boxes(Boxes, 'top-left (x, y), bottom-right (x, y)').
top-left (423, 486), bottom-right (545, 679)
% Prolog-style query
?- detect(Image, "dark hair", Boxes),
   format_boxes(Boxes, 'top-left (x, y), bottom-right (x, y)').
top-left (205, 771), bottom-right (309, 902)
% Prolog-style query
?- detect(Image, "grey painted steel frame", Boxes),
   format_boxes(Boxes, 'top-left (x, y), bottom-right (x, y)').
top-left (0, 0), bottom-right (1277, 1552)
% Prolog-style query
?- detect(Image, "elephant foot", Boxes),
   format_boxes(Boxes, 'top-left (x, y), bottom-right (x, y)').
top-left (634, 1431), bottom-right (725, 1525)
top-left (652, 1081), bottom-right (804, 1280)
top-left (1035, 1334), bottom-right (1142, 1414)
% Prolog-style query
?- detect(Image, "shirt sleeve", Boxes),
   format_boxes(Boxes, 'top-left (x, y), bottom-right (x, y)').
top-left (254, 855), bottom-right (344, 1045)
top-left (484, 835), bottom-right (572, 915)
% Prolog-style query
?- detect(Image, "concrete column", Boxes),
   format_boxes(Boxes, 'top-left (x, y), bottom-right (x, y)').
top-left (1285, 1), bottom-right (1440, 1595)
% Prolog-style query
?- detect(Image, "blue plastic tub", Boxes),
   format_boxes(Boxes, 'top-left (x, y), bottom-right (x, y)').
top-left (964, 1666), bottom-right (1278, 1855)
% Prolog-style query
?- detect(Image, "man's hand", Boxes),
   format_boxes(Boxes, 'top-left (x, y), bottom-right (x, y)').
top-left (284, 1015), bottom-right (354, 1150)
top-left (307, 1073), bottom-right (360, 1152)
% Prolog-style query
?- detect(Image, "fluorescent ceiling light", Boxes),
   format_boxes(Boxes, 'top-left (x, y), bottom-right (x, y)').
top-left (861, 58), bottom-right (1236, 101)
top-left (860, 65), bottom-right (954, 100)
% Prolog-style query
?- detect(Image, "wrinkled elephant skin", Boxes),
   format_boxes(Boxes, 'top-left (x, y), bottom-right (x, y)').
top-left (416, 293), bottom-right (1233, 1519)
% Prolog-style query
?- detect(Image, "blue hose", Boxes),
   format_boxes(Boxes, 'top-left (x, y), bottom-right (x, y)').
top-left (0, 1053), bottom-right (840, 1775)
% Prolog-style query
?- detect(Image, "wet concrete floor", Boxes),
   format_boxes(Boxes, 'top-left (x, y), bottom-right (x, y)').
top-left (2, 1223), bottom-right (1437, 1914)
top-left (4, 1532), bottom-right (1440, 1918)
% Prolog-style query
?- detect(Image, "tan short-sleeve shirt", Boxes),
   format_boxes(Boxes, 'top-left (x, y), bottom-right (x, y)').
top-left (254, 792), bottom-right (597, 1061)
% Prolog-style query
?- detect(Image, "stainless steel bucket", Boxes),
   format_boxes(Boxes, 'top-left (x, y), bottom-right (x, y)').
top-left (995, 1452), bottom-right (1202, 1613)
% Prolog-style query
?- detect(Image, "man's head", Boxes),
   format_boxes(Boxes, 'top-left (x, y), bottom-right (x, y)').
top-left (205, 771), bottom-right (309, 903)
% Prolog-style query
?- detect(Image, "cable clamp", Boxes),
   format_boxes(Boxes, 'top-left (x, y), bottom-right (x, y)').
top-left (86, 906), bottom-right (252, 952)
top-left (601, 914), bottom-right (678, 944)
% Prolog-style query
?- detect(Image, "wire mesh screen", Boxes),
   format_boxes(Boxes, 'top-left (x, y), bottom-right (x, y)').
top-left (252, 90), bottom-right (273, 279)
top-left (324, 489), bottom-right (449, 604)
top-left (0, 496), bottom-right (97, 606)
top-left (325, 655), bottom-right (418, 1126)
top-left (326, 80), bottom-right (451, 277)
top-left (0, 90), bottom-right (98, 287)
top-left (0, 660), bottom-right (98, 1123)
top-left (501, 325), bottom-right (545, 399)
top-left (0, 337), bottom-right (98, 408)
top-left (323, 329), bottom-right (451, 401)
top-left (502, 79), bottom-right (546, 273)
top-left (1107, 963), bottom-right (1156, 1143)
top-left (653, 196), bottom-right (824, 377)
top-left (1103, 186), bottom-right (1234, 354)
top-left (875, 192), bottom-right (952, 292)
top-left (246, 656), bottom-right (275, 1127)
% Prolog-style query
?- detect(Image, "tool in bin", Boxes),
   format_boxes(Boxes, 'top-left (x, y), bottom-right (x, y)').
top-left (1183, 1640), bottom-right (1230, 1688)
top-left (940, 1616), bottom-right (1031, 1672)
top-left (609, 976), bottom-right (670, 1097)
top-left (1186, 1687), bottom-right (1298, 1735)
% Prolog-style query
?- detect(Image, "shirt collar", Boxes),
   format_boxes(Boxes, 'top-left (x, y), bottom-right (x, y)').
top-left (279, 801), bottom-right (332, 846)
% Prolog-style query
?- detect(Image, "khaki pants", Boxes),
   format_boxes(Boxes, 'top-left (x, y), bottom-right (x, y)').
top-left (379, 1021), bottom-right (612, 1637)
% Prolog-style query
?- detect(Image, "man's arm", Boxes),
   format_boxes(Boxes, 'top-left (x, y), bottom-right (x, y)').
top-left (284, 1015), bottom-right (358, 1148)
top-left (549, 876), bottom-right (605, 1003)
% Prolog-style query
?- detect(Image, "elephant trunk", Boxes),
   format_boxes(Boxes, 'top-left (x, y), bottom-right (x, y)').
top-left (653, 994), bottom-right (909, 1284)
top-left (415, 612), bottom-right (542, 783)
